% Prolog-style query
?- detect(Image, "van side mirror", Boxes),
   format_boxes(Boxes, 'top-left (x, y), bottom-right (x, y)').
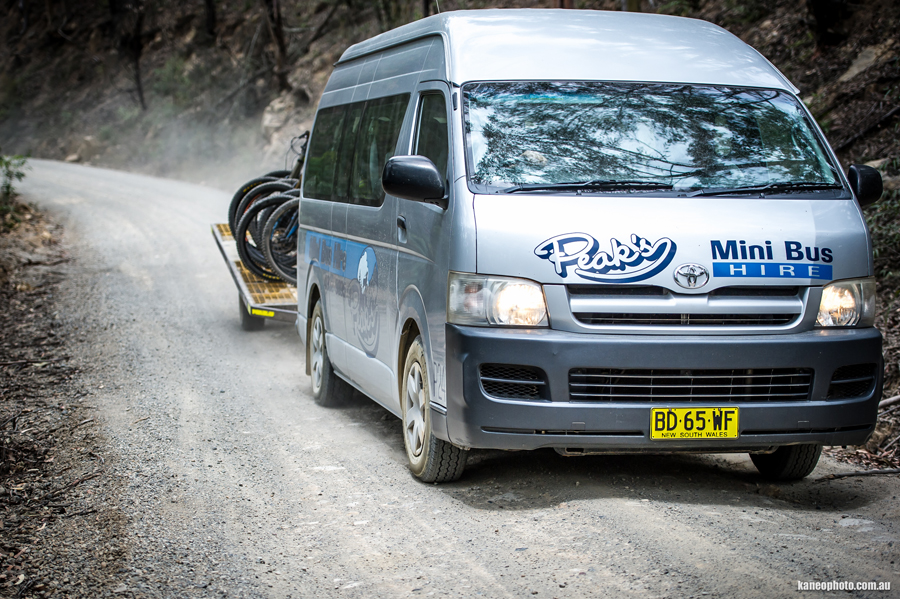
top-left (848, 164), bottom-right (883, 208)
top-left (382, 155), bottom-right (447, 209)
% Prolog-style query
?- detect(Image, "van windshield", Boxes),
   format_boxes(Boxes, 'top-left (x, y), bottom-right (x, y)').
top-left (462, 82), bottom-right (840, 195)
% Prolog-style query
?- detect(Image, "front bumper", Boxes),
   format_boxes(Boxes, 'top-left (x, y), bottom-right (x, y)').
top-left (438, 324), bottom-right (882, 452)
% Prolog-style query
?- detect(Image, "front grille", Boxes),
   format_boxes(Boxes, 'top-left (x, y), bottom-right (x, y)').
top-left (827, 364), bottom-right (877, 399)
top-left (569, 368), bottom-right (813, 402)
top-left (573, 313), bottom-right (797, 326)
top-left (709, 286), bottom-right (799, 297)
top-left (566, 285), bottom-right (799, 297)
top-left (480, 364), bottom-right (548, 401)
top-left (567, 285), bottom-right (669, 296)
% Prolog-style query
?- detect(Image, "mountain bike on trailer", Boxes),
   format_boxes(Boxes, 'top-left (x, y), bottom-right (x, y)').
top-left (212, 133), bottom-right (308, 330)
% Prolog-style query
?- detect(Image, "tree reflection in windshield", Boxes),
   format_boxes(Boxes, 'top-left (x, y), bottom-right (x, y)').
top-left (462, 82), bottom-right (837, 193)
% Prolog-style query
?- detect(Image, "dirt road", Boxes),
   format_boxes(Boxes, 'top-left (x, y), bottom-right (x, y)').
top-left (17, 160), bottom-right (898, 598)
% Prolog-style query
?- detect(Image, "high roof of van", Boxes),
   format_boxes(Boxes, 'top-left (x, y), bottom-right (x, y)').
top-left (338, 9), bottom-right (796, 92)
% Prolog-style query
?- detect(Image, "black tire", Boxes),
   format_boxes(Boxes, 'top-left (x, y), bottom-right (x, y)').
top-left (228, 176), bottom-right (276, 234)
top-left (264, 169), bottom-right (291, 178)
top-left (239, 295), bottom-right (265, 331)
top-left (750, 444), bottom-right (822, 481)
top-left (230, 179), bottom-right (296, 234)
top-left (235, 194), bottom-right (294, 281)
top-left (262, 198), bottom-right (299, 285)
top-left (401, 336), bottom-right (467, 483)
top-left (308, 301), bottom-right (350, 406)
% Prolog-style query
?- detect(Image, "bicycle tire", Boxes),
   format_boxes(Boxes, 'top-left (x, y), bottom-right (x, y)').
top-left (264, 169), bottom-right (291, 178)
top-left (227, 176), bottom-right (276, 234)
top-left (235, 194), bottom-right (294, 281)
top-left (230, 179), bottom-right (297, 234)
top-left (262, 198), bottom-right (300, 285)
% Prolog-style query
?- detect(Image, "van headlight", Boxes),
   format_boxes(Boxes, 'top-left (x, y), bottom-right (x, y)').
top-left (448, 272), bottom-right (548, 327)
top-left (816, 278), bottom-right (876, 327)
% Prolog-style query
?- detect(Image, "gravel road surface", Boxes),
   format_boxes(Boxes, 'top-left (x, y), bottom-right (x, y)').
top-left (17, 160), bottom-right (899, 598)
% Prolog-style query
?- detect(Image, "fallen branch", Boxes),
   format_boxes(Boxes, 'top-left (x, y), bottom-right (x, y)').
top-left (23, 257), bottom-right (70, 267)
top-left (878, 395), bottom-right (900, 410)
top-left (879, 404), bottom-right (900, 418)
top-left (834, 105), bottom-right (900, 151)
top-left (31, 470), bottom-right (103, 504)
top-left (816, 468), bottom-right (900, 482)
top-left (61, 508), bottom-right (96, 518)
top-left (70, 418), bottom-right (94, 431)
top-left (881, 432), bottom-right (900, 453)
top-left (0, 411), bottom-right (23, 429)
top-left (212, 65), bottom-right (270, 111)
top-left (43, 416), bottom-right (94, 437)
top-left (0, 357), bottom-right (68, 367)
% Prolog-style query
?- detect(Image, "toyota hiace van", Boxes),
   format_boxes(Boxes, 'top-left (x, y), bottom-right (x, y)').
top-left (296, 10), bottom-right (885, 482)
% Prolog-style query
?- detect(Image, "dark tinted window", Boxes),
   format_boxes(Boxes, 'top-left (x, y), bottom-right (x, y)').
top-left (349, 94), bottom-right (410, 207)
top-left (333, 102), bottom-right (364, 202)
top-left (303, 106), bottom-right (346, 200)
top-left (415, 94), bottom-right (449, 182)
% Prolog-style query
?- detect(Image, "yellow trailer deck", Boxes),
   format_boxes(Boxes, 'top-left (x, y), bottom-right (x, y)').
top-left (212, 223), bottom-right (297, 324)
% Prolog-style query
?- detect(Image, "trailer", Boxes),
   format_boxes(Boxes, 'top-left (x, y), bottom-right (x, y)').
top-left (211, 223), bottom-right (297, 330)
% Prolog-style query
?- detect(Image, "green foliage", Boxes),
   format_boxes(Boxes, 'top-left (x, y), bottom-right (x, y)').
top-left (152, 57), bottom-right (192, 106)
top-left (1, 149), bottom-right (29, 203)
top-left (1, 149), bottom-right (30, 230)
top-left (723, 0), bottom-right (770, 24)
top-left (117, 105), bottom-right (141, 123)
top-left (657, 0), bottom-right (699, 17)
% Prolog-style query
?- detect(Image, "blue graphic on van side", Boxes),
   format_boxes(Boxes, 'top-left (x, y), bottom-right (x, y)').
top-left (534, 233), bottom-right (677, 283)
top-left (350, 246), bottom-right (379, 355)
top-left (305, 231), bottom-right (380, 356)
top-left (712, 262), bottom-right (832, 279)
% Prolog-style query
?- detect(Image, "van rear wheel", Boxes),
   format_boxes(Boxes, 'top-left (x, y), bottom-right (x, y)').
top-left (401, 337), bottom-right (467, 483)
top-left (750, 444), bottom-right (822, 481)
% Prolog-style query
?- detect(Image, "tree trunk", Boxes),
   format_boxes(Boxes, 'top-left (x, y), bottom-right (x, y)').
top-left (260, 0), bottom-right (290, 91)
top-left (18, 0), bottom-right (29, 34)
top-left (422, 0), bottom-right (429, 18)
top-left (621, 0), bottom-right (640, 11)
top-left (118, 2), bottom-right (146, 109)
top-left (131, 8), bottom-right (146, 110)
top-left (559, 0), bottom-right (575, 8)
top-left (204, 0), bottom-right (216, 37)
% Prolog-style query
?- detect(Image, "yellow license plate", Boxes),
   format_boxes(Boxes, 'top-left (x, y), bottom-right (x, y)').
top-left (650, 407), bottom-right (739, 440)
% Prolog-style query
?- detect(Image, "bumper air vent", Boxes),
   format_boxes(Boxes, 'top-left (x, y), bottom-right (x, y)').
top-left (826, 363), bottom-right (877, 399)
top-left (480, 364), bottom-right (548, 401)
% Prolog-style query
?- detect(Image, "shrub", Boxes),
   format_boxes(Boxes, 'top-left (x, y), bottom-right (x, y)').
top-left (0, 149), bottom-right (29, 203)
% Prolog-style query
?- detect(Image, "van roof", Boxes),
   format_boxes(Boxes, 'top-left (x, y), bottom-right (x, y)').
top-left (338, 9), bottom-right (797, 93)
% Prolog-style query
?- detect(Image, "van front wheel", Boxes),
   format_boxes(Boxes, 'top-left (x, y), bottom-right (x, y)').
top-left (750, 444), bottom-right (822, 481)
top-left (401, 337), bottom-right (467, 483)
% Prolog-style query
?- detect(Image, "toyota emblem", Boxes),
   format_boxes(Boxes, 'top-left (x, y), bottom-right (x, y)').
top-left (673, 264), bottom-right (710, 289)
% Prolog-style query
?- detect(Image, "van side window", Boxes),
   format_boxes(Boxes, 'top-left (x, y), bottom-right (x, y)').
top-left (333, 102), bottom-right (365, 202)
top-left (415, 94), bottom-right (449, 183)
top-left (303, 105), bottom-right (346, 200)
top-left (349, 93), bottom-right (410, 207)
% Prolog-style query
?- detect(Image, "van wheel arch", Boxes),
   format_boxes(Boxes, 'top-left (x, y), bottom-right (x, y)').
top-left (305, 285), bottom-right (321, 376)
top-left (397, 318), bottom-right (420, 399)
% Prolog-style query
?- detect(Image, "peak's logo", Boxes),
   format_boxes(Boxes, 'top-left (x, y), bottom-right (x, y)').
top-left (534, 233), bottom-right (677, 283)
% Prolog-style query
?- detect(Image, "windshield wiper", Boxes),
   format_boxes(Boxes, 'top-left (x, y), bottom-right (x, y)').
top-left (501, 179), bottom-right (674, 193)
top-left (687, 181), bottom-right (843, 197)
